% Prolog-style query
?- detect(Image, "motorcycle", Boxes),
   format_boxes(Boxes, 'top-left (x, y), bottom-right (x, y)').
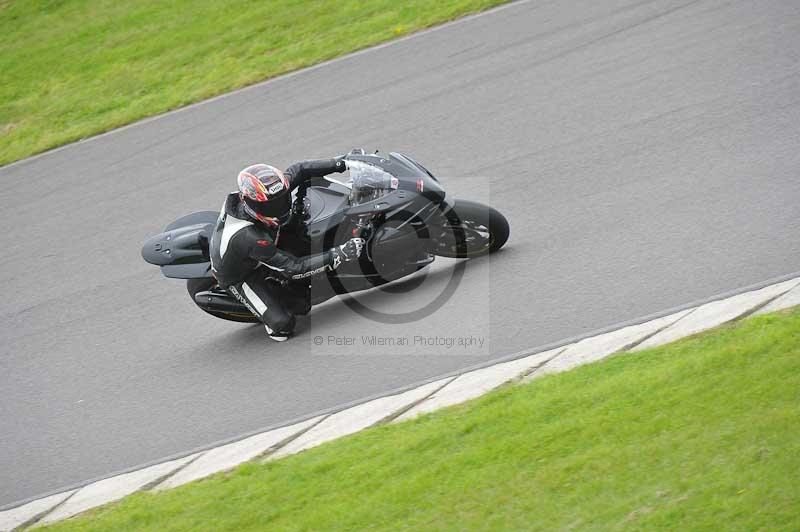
top-left (141, 150), bottom-right (510, 323)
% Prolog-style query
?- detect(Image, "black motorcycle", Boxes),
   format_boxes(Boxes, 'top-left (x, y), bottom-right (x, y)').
top-left (141, 150), bottom-right (510, 323)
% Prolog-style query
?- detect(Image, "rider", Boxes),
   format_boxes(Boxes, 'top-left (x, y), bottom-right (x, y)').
top-left (209, 158), bottom-right (365, 342)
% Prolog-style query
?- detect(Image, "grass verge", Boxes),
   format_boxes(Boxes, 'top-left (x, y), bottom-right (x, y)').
top-left (44, 308), bottom-right (800, 530)
top-left (0, 0), bottom-right (508, 166)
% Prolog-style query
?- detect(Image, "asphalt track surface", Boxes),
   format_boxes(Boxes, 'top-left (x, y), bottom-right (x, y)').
top-left (2, 0), bottom-right (800, 508)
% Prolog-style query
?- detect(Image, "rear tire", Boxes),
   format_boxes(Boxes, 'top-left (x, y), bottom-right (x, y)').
top-left (186, 278), bottom-right (260, 323)
top-left (432, 199), bottom-right (509, 258)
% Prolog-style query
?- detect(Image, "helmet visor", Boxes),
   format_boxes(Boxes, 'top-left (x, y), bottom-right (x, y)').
top-left (244, 190), bottom-right (291, 225)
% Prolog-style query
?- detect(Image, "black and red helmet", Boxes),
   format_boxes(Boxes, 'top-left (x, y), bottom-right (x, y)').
top-left (237, 164), bottom-right (291, 227)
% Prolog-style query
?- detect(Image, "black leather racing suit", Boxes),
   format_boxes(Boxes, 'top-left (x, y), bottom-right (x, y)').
top-left (209, 158), bottom-right (346, 335)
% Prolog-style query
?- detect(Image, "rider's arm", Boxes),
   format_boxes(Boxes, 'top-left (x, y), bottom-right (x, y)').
top-left (284, 158), bottom-right (346, 189)
top-left (245, 231), bottom-right (338, 280)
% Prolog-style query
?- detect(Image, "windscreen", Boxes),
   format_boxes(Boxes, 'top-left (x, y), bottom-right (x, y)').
top-left (347, 159), bottom-right (398, 205)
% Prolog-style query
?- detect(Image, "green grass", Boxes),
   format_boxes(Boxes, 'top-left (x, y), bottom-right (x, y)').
top-left (0, 0), bottom-right (507, 166)
top-left (44, 308), bottom-right (800, 531)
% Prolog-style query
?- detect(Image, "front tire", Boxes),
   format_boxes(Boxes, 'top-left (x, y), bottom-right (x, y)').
top-left (186, 278), bottom-right (260, 323)
top-left (432, 199), bottom-right (509, 258)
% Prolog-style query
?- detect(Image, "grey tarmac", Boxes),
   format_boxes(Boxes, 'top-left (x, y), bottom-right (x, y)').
top-left (1, 0), bottom-right (799, 508)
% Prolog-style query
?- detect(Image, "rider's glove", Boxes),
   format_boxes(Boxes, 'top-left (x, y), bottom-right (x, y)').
top-left (333, 237), bottom-right (365, 263)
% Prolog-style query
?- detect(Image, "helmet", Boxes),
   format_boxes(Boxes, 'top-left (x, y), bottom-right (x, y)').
top-left (237, 164), bottom-right (291, 227)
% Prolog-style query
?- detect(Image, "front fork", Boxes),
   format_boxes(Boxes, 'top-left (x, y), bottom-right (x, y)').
top-left (422, 197), bottom-right (464, 254)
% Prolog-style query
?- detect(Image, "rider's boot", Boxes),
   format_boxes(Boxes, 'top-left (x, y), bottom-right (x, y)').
top-left (265, 324), bottom-right (291, 342)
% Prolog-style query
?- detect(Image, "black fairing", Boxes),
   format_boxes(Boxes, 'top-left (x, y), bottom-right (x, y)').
top-left (302, 152), bottom-right (445, 284)
top-left (141, 211), bottom-right (217, 279)
top-left (344, 152), bottom-right (445, 205)
top-left (370, 222), bottom-right (429, 279)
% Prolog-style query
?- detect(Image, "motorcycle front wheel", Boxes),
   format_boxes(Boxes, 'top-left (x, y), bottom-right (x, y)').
top-left (431, 199), bottom-right (509, 258)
